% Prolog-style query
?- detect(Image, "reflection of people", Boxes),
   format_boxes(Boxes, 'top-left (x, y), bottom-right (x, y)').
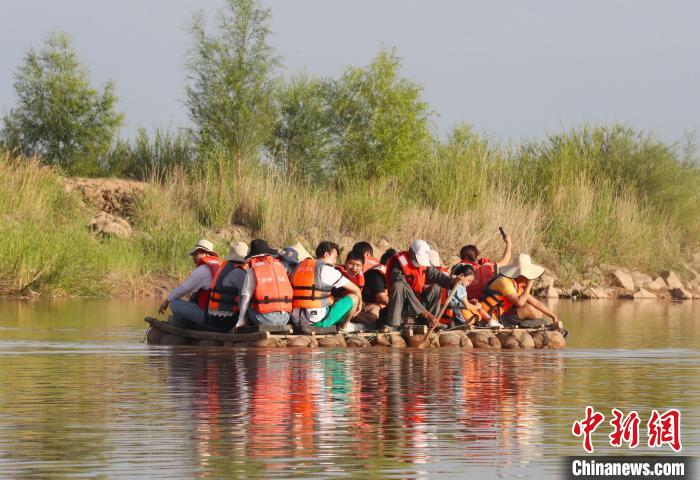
top-left (481, 253), bottom-right (562, 330)
top-left (159, 239), bottom-right (222, 330)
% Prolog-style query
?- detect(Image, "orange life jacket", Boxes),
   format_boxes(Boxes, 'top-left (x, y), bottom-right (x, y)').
top-left (291, 258), bottom-right (334, 309)
top-left (336, 265), bottom-right (365, 289)
top-left (249, 255), bottom-right (294, 314)
top-left (480, 275), bottom-right (524, 319)
top-left (385, 251), bottom-right (427, 295)
top-left (451, 257), bottom-right (496, 300)
top-left (190, 255), bottom-right (223, 310)
top-left (207, 260), bottom-right (246, 313)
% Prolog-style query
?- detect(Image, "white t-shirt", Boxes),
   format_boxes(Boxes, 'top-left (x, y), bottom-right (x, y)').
top-left (291, 263), bottom-right (350, 325)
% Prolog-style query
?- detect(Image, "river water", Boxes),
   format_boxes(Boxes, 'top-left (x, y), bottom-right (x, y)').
top-left (0, 299), bottom-right (697, 479)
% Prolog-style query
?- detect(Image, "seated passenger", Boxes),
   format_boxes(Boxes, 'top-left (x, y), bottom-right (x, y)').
top-left (352, 241), bottom-right (381, 272)
top-left (236, 239), bottom-right (293, 329)
top-left (385, 240), bottom-right (465, 330)
top-left (353, 248), bottom-right (395, 329)
top-left (480, 253), bottom-right (563, 330)
top-left (335, 250), bottom-right (366, 289)
top-left (206, 242), bottom-right (250, 332)
top-left (158, 239), bottom-right (223, 330)
top-left (444, 264), bottom-right (494, 327)
top-left (290, 241), bottom-right (362, 330)
top-left (452, 231), bottom-right (512, 300)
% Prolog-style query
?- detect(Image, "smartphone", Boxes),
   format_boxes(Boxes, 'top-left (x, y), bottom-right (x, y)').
top-left (499, 226), bottom-right (506, 239)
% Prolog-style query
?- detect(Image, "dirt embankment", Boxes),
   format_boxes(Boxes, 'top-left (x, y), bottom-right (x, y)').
top-left (60, 177), bottom-right (700, 302)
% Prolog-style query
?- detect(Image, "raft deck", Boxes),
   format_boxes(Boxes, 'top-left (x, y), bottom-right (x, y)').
top-left (144, 317), bottom-right (567, 349)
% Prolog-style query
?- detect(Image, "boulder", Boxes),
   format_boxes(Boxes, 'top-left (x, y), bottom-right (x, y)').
top-left (633, 288), bottom-right (657, 299)
top-left (89, 211), bottom-right (132, 239)
top-left (496, 330), bottom-right (535, 349)
top-left (286, 335), bottom-right (317, 348)
top-left (670, 288), bottom-right (692, 300)
top-left (531, 330), bottom-right (567, 349)
top-left (615, 289), bottom-right (635, 300)
top-left (439, 331), bottom-right (464, 347)
top-left (630, 271), bottom-right (653, 289)
top-left (537, 286), bottom-right (562, 299)
top-left (467, 331), bottom-right (501, 350)
top-left (371, 333), bottom-right (406, 348)
top-left (611, 270), bottom-right (635, 291)
top-left (660, 271), bottom-right (684, 290)
top-left (538, 274), bottom-right (555, 289)
top-left (643, 277), bottom-right (668, 292)
top-left (584, 286), bottom-right (613, 299)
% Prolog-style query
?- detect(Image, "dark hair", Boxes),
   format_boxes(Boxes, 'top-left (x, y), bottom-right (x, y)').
top-left (315, 241), bottom-right (340, 259)
top-left (459, 245), bottom-right (479, 262)
top-left (452, 263), bottom-right (476, 277)
top-left (380, 248), bottom-right (397, 265)
top-left (351, 241), bottom-right (373, 257)
top-left (345, 250), bottom-right (365, 264)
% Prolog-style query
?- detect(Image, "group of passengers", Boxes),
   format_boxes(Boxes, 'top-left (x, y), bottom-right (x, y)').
top-left (159, 234), bottom-right (563, 334)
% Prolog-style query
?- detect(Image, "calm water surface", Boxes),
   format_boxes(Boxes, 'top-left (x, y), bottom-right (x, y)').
top-left (0, 299), bottom-right (698, 479)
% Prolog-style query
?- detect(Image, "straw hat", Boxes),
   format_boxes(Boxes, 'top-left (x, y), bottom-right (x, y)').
top-left (499, 253), bottom-right (545, 280)
top-left (188, 239), bottom-right (217, 256)
top-left (225, 241), bottom-right (249, 262)
top-left (428, 249), bottom-right (443, 268)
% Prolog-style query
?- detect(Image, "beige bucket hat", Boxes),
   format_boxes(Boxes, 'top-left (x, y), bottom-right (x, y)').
top-left (188, 239), bottom-right (218, 256)
top-left (225, 241), bottom-right (249, 262)
top-left (499, 253), bottom-right (545, 280)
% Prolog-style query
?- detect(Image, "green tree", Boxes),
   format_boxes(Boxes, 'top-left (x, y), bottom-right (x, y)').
top-left (185, 0), bottom-right (279, 172)
top-left (268, 74), bottom-right (332, 179)
top-left (328, 48), bottom-right (433, 181)
top-left (1, 32), bottom-right (123, 175)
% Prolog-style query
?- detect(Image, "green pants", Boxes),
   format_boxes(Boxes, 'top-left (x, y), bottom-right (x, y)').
top-left (312, 296), bottom-right (355, 328)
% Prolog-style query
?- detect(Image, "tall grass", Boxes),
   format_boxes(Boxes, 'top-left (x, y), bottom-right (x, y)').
top-left (1, 123), bottom-right (698, 296)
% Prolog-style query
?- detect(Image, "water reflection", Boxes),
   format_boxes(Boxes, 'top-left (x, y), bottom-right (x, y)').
top-left (158, 349), bottom-right (567, 478)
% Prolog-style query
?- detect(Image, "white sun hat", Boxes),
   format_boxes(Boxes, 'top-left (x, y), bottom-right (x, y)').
top-left (499, 253), bottom-right (545, 280)
top-left (188, 239), bottom-right (217, 256)
top-left (410, 239), bottom-right (431, 267)
top-left (428, 249), bottom-right (442, 268)
top-left (225, 241), bottom-right (249, 262)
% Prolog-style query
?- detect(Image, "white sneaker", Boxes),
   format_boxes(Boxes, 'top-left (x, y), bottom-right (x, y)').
top-left (486, 319), bottom-right (504, 328)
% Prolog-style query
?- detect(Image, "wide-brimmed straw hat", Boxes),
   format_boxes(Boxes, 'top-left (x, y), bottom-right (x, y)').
top-left (188, 239), bottom-right (218, 257)
top-left (499, 253), bottom-right (545, 280)
top-left (225, 241), bottom-right (249, 262)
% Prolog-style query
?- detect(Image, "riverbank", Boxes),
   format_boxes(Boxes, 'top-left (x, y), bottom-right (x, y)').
top-left (1, 140), bottom-right (700, 299)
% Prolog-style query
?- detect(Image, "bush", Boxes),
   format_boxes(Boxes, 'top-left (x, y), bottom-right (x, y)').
top-left (1, 32), bottom-right (123, 176)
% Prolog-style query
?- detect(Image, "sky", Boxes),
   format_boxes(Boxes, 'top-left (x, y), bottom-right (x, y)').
top-left (0, 0), bottom-right (698, 143)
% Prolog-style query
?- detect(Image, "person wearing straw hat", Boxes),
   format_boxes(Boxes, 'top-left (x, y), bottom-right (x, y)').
top-left (235, 239), bottom-right (294, 330)
top-left (158, 239), bottom-right (222, 330)
top-left (480, 253), bottom-right (562, 330)
top-left (205, 241), bottom-right (250, 332)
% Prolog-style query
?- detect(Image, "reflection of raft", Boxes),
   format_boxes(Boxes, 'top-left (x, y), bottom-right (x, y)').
top-left (144, 317), bottom-right (566, 349)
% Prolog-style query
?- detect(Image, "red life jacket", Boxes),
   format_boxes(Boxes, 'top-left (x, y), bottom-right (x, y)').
top-left (190, 255), bottom-right (222, 310)
top-left (336, 265), bottom-right (365, 289)
top-left (385, 251), bottom-right (427, 295)
top-left (363, 256), bottom-right (381, 273)
top-left (452, 258), bottom-right (496, 300)
top-left (249, 255), bottom-right (294, 314)
top-left (291, 259), bottom-right (334, 309)
top-left (208, 260), bottom-right (246, 314)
